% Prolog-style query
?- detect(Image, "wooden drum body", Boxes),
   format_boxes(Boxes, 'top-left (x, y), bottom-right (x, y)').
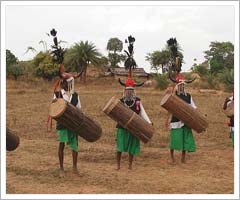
top-left (6, 128), bottom-right (20, 151)
top-left (49, 99), bottom-right (102, 142)
top-left (160, 93), bottom-right (208, 133)
top-left (103, 96), bottom-right (154, 143)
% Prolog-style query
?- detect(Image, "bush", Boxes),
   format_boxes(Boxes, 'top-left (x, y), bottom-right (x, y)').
top-left (35, 62), bottom-right (59, 81)
top-left (153, 73), bottom-right (169, 90)
top-left (32, 52), bottom-right (59, 81)
top-left (7, 64), bottom-right (24, 80)
top-left (193, 65), bottom-right (209, 77)
top-left (206, 73), bottom-right (220, 89)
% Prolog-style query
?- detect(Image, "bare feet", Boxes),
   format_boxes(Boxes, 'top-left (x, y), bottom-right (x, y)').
top-left (171, 158), bottom-right (175, 164)
top-left (128, 165), bottom-right (132, 170)
top-left (72, 167), bottom-right (79, 175)
top-left (116, 166), bottom-right (120, 170)
top-left (181, 158), bottom-right (186, 163)
top-left (59, 169), bottom-right (65, 178)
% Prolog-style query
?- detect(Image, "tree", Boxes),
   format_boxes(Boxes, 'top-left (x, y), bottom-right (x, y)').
top-left (193, 65), bottom-right (209, 77)
top-left (24, 46), bottom-right (37, 55)
top-left (146, 38), bottom-right (184, 74)
top-left (6, 49), bottom-right (18, 69)
top-left (153, 73), bottom-right (169, 90)
top-left (99, 56), bottom-right (109, 67)
top-left (204, 41), bottom-right (234, 74)
top-left (7, 64), bottom-right (24, 80)
top-left (146, 50), bottom-right (170, 73)
top-left (6, 50), bottom-right (24, 80)
top-left (107, 38), bottom-right (125, 67)
top-left (64, 41), bottom-right (102, 83)
top-left (32, 51), bottom-right (59, 81)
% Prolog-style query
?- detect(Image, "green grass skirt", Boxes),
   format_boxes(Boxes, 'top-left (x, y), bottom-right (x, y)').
top-left (170, 126), bottom-right (196, 152)
top-left (116, 128), bottom-right (140, 155)
top-left (57, 129), bottom-right (78, 152)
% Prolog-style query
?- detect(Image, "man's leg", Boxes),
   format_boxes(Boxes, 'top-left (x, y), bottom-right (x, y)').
top-left (181, 150), bottom-right (186, 163)
top-left (58, 142), bottom-right (65, 177)
top-left (128, 153), bottom-right (134, 170)
top-left (170, 149), bottom-right (175, 163)
top-left (116, 152), bottom-right (121, 170)
top-left (72, 150), bottom-right (78, 174)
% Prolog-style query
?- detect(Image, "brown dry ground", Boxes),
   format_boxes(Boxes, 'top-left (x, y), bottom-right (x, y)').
top-left (6, 78), bottom-right (234, 194)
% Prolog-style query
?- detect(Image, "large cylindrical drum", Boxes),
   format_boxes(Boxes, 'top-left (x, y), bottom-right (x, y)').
top-left (160, 93), bottom-right (208, 133)
top-left (103, 96), bottom-right (154, 143)
top-left (49, 99), bottom-right (102, 142)
top-left (6, 128), bottom-right (20, 151)
top-left (223, 100), bottom-right (234, 117)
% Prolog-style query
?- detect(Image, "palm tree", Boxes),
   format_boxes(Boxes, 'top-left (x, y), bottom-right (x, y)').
top-left (64, 41), bottom-right (102, 83)
top-left (24, 46), bottom-right (37, 55)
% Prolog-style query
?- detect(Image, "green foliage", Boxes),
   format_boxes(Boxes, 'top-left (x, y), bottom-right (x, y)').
top-left (108, 53), bottom-right (126, 68)
top-left (153, 73), bottom-right (169, 90)
top-left (18, 61), bottom-right (33, 75)
top-left (204, 41), bottom-right (234, 74)
top-left (6, 49), bottom-right (18, 70)
top-left (205, 73), bottom-right (220, 89)
top-left (107, 38), bottom-right (123, 52)
top-left (36, 62), bottom-right (59, 80)
top-left (32, 51), bottom-right (48, 68)
top-left (193, 65), bottom-right (209, 77)
top-left (146, 50), bottom-right (170, 73)
top-left (6, 50), bottom-right (24, 80)
top-left (107, 37), bottom-right (125, 67)
top-left (32, 51), bottom-right (58, 80)
top-left (146, 40), bottom-right (184, 73)
top-left (64, 41), bottom-right (102, 72)
top-left (219, 68), bottom-right (234, 91)
top-left (99, 56), bottom-right (110, 67)
top-left (7, 64), bottom-right (24, 80)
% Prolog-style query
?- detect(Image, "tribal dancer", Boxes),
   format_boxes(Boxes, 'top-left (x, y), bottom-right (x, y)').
top-left (116, 36), bottom-right (152, 170)
top-left (47, 29), bottom-right (83, 177)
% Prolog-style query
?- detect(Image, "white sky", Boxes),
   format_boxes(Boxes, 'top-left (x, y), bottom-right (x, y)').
top-left (4, 2), bottom-right (235, 73)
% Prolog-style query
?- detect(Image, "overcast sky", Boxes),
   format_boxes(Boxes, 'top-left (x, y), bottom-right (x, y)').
top-left (4, 2), bottom-right (235, 72)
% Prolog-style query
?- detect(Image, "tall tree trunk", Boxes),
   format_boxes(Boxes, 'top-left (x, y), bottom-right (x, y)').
top-left (83, 65), bottom-right (88, 84)
top-left (79, 65), bottom-right (87, 83)
top-left (83, 68), bottom-right (87, 83)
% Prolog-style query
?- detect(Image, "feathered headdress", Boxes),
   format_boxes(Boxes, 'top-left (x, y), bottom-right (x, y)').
top-left (49, 28), bottom-right (84, 91)
top-left (167, 37), bottom-right (196, 84)
top-left (118, 35), bottom-right (144, 89)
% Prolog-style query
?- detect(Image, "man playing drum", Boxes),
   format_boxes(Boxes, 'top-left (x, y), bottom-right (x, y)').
top-left (53, 77), bottom-right (81, 177)
top-left (116, 79), bottom-right (152, 170)
top-left (165, 77), bottom-right (197, 163)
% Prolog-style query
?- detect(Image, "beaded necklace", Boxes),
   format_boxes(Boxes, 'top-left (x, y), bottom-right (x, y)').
top-left (123, 97), bottom-right (136, 108)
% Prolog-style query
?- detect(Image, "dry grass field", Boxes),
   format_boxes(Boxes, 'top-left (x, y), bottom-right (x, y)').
top-left (6, 77), bottom-right (234, 194)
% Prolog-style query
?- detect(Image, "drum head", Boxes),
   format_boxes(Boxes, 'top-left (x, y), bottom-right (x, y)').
top-left (49, 98), bottom-right (67, 118)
